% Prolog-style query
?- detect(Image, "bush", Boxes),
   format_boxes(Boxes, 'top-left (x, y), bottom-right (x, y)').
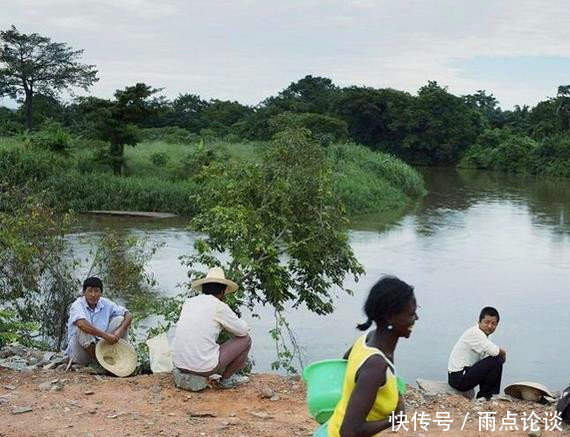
top-left (150, 151), bottom-right (169, 167)
top-left (0, 148), bottom-right (67, 185)
top-left (25, 122), bottom-right (72, 154)
top-left (491, 135), bottom-right (537, 173)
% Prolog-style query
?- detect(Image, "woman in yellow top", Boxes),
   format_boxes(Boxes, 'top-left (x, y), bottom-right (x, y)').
top-left (327, 276), bottom-right (418, 437)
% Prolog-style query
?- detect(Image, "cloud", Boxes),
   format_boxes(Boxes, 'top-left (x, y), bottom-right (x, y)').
top-left (1, 0), bottom-right (569, 108)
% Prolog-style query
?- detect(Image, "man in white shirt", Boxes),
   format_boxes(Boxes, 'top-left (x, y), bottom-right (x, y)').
top-left (448, 307), bottom-right (506, 400)
top-left (66, 277), bottom-right (133, 365)
top-left (172, 267), bottom-right (252, 389)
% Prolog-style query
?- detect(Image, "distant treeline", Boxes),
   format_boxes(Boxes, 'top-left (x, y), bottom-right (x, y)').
top-left (1, 76), bottom-right (569, 172)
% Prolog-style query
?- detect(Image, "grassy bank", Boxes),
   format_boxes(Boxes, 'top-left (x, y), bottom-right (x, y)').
top-left (0, 137), bottom-right (424, 217)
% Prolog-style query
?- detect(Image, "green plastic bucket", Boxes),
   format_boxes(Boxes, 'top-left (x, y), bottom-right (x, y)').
top-left (302, 359), bottom-right (348, 424)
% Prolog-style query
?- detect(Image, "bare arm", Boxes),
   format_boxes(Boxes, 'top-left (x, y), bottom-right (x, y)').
top-left (340, 356), bottom-right (402, 437)
top-left (112, 312), bottom-right (132, 339)
top-left (75, 319), bottom-right (118, 344)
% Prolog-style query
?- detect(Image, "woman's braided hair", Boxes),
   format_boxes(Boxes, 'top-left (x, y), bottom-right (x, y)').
top-left (357, 276), bottom-right (415, 331)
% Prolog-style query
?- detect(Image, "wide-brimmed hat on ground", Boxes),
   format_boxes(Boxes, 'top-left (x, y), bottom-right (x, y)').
top-left (504, 382), bottom-right (555, 402)
top-left (191, 267), bottom-right (238, 294)
top-left (95, 338), bottom-right (137, 377)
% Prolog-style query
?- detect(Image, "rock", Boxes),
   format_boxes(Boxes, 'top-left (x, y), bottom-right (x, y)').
top-left (260, 387), bottom-right (275, 398)
top-left (528, 430), bottom-right (542, 437)
top-left (39, 381), bottom-right (53, 391)
top-left (84, 390), bottom-right (95, 395)
top-left (42, 351), bottom-right (56, 362)
top-left (188, 411), bottom-right (217, 418)
top-left (172, 368), bottom-right (208, 392)
top-left (249, 411), bottom-right (273, 419)
top-left (0, 395), bottom-right (11, 405)
top-left (270, 395), bottom-right (280, 401)
top-left (3, 384), bottom-right (16, 390)
top-left (416, 379), bottom-right (475, 400)
top-left (0, 358), bottom-right (28, 371)
top-left (2, 344), bottom-right (27, 358)
top-left (12, 406), bottom-right (33, 414)
top-left (50, 383), bottom-right (64, 392)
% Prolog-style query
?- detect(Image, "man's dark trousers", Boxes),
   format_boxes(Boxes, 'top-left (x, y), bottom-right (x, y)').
top-left (448, 355), bottom-right (504, 399)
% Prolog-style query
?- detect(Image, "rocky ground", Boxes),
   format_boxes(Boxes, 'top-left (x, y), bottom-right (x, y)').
top-left (1, 345), bottom-right (569, 436)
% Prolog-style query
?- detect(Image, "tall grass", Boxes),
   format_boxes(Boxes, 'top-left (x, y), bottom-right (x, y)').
top-left (0, 137), bottom-right (425, 217)
top-left (327, 142), bottom-right (426, 214)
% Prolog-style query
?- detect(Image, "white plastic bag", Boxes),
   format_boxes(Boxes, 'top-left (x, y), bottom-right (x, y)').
top-left (146, 332), bottom-right (173, 373)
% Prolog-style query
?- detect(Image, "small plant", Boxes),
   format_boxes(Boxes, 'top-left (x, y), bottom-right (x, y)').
top-left (25, 121), bottom-right (72, 154)
top-left (150, 151), bottom-right (169, 167)
top-left (0, 310), bottom-right (38, 348)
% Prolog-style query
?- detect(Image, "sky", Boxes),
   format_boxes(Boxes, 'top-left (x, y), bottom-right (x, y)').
top-left (1, 0), bottom-right (570, 110)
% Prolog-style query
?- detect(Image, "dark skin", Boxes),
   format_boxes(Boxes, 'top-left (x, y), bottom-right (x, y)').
top-left (75, 286), bottom-right (133, 360)
top-left (339, 296), bottom-right (418, 437)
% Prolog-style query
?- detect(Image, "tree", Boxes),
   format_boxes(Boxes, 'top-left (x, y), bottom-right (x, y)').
top-left (333, 86), bottom-right (413, 150)
top-left (185, 127), bottom-right (363, 311)
top-left (0, 26), bottom-right (98, 130)
top-left (0, 185), bottom-right (79, 349)
top-left (464, 90), bottom-right (504, 128)
top-left (86, 83), bottom-right (161, 175)
top-left (556, 85), bottom-right (570, 131)
top-left (403, 81), bottom-right (484, 165)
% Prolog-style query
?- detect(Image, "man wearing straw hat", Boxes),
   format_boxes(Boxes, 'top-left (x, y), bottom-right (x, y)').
top-left (65, 277), bottom-right (133, 366)
top-left (172, 267), bottom-right (252, 389)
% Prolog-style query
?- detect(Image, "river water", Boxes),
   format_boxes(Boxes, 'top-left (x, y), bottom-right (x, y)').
top-left (70, 168), bottom-right (570, 391)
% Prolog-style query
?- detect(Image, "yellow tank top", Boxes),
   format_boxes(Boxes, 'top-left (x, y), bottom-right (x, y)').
top-left (327, 334), bottom-right (399, 437)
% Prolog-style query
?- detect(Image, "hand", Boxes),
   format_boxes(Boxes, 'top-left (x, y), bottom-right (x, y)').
top-left (499, 348), bottom-right (507, 362)
top-left (104, 333), bottom-right (119, 344)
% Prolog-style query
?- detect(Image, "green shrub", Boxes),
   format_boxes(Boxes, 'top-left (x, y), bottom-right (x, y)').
top-left (150, 151), bottom-right (169, 167)
top-left (0, 148), bottom-right (67, 185)
top-left (459, 145), bottom-right (493, 170)
top-left (25, 122), bottom-right (72, 154)
top-left (0, 119), bottom-right (24, 136)
top-left (491, 135), bottom-right (537, 173)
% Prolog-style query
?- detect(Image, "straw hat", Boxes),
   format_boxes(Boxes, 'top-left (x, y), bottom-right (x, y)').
top-left (504, 382), bottom-right (555, 401)
top-left (191, 267), bottom-right (238, 294)
top-left (95, 338), bottom-right (137, 377)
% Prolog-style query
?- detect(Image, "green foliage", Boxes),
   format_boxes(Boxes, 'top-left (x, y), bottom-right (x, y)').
top-left (460, 131), bottom-right (570, 177)
top-left (0, 186), bottom-right (79, 349)
top-left (270, 111), bottom-right (348, 145)
top-left (327, 142), bottom-right (425, 215)
top-left (402, 81), bottom-right (484, 165)
top-left (139, 127), bottom-right (198, 144)
top-left (24, 121), bottom-right (72, 154)
top-left (184, 128), bottom-right (364, 315)
top-left (0, 147), bottom-right (67, 185)
top-left (0, 309), bottom-right (38, 348)
top-left (150, 151), bottom-right (169, 167)
top-left (0, 107), bottom-right (23, 136)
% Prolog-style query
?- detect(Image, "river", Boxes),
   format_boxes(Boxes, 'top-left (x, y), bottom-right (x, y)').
top-left (69, 168), bottom-right (570, 391)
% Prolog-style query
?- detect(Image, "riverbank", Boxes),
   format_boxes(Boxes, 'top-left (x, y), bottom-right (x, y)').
top-left (1, 368), bottom-right (567, 436)
top-left (0, 138), bottom-right (425, 217)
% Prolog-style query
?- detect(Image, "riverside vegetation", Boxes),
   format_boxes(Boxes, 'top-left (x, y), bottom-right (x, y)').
top-left (0, 133), bottom-right (425, 217)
